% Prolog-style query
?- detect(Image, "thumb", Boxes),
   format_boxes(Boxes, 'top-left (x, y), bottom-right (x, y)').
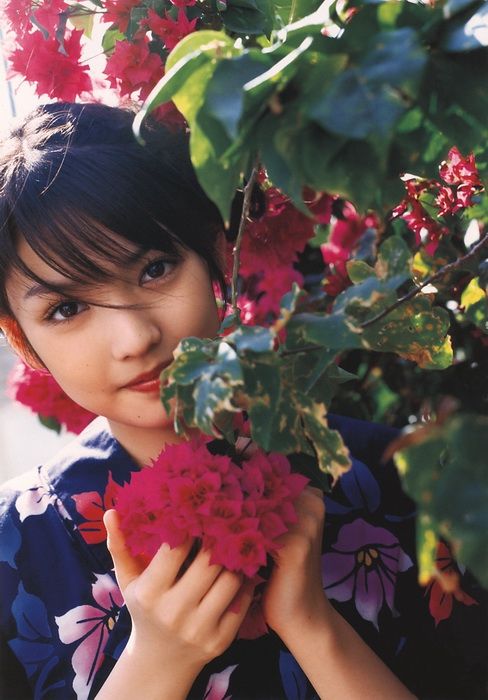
top-left (104, 509), bottom-right (144, 592)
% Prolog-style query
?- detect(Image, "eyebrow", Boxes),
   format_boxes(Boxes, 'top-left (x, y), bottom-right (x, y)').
top-left (22, 246), bottom-right (149, 301)
top-left (23, 280), bottom-right (88, 301)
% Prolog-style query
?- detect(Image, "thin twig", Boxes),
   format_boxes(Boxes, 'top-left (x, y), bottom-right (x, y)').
top-left (231, 161), bottom-right (259, 317)
top-left (281, 343), bottom-right (321, 356)
top-left (360, 233), bottom-right (488, 329)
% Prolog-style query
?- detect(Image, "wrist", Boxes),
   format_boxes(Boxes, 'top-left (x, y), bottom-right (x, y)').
top-left (272, 593), bottom-right (337, 650)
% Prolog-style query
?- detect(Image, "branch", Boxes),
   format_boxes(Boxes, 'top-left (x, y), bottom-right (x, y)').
top-left (360, 233), bottom-right (488, 329)
top-left (230, 161), bottom-right (259, 318)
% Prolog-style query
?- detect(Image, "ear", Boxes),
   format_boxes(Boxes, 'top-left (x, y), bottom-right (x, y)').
top-left (0, 316), bottom-right (47, 371)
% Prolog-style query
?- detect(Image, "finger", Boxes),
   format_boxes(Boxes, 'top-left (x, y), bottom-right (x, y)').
top-left (198, 569), bottom-right (245, 620)
top-left (138, 536), bottom-right (194, 595)
top-left (218, 579), bottom-right (256, 637)
top-left (104, 509), bottom-right (144, 592)
top-left (173, 546), bottom-right (224, 604)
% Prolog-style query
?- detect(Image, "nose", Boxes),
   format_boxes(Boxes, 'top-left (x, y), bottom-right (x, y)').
top-left (107, 307), bottom-right (162, 361)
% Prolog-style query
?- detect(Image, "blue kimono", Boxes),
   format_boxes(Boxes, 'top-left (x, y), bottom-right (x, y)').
top-left (0, 415), bottom-right (486, 699)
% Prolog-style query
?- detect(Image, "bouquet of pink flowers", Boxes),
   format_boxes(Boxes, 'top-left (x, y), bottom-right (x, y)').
top-left (114, 434), bottom-right (308, 637)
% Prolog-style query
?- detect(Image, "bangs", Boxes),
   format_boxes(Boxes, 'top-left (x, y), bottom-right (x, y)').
top-left (0, 102), bottom-right (226, 314)
top-left (0, 208), bottom-right (184, 302)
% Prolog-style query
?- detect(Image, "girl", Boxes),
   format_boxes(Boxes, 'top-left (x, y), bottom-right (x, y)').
top-left (0, 102), bottom-right (484, 700)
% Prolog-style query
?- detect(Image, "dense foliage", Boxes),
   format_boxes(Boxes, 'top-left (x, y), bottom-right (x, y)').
top-left (2, 0), bottom-right (488, 588)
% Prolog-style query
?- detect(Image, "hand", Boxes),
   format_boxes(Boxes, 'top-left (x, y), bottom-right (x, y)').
top-left (103, 510), bottom-right (255, 678)
top-left (261, 486), bottom-right (331, 642)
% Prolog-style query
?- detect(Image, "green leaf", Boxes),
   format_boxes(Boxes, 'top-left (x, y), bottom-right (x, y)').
top-left (360, 297), bottom-right (453, 370)
top-left (273, 0), bottom-right (323, 25)
top-left (193, 376), bottom-right (238, 434)
top-left (126, 6), bottom-right (147, 40)
top-left (346, 260), bottom-right (376, 284)
top-left (375, 235), bottom-right (412, 279)
top-left (242, 356), bottom-right (282, 449)
top-left (204, 52), bottom-right (272, 140)
top-left (308, 28), bottom-right (427, 139)
top-left (220, 0), bottom-right (268, 35)
top-left (396, 414), bottom-right (488, 587)
top-left (300, 132), bottom-right (386, 210)
top-left (299, 395), bottom-right (352, 484)
top-left (461, 277), bottom-right (488, 333)
top-left (226, 325), bottom-right (275, 353)
top-left (38, 414), bottom-right (62, 434)
top-left (68, 5), bottom-right (95, 38)
top-left (136, 31), bottom-right (247, 224)
top-left (101, 27), bottom-right (125, 55)
top-left (289, 311), bottom-right (362, 351)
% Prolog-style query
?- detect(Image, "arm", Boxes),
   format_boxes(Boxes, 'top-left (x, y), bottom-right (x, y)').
top-left (261, 488), bottom-right (417, 700)
top-left (95, 510), bottom-right (254, 700)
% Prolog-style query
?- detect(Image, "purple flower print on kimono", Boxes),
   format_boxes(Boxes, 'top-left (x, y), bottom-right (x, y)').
top-left (55, 573), bottom-right (123, 699)
top-left (322, 518), bottom-right (413, 628)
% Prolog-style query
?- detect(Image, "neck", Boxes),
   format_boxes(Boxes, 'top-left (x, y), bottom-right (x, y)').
top-left (107, 420), bottom-right (192, 468)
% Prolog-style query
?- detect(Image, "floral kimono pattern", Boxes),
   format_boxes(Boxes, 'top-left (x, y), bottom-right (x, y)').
top-left (1, 415), bottom-right (486, 699)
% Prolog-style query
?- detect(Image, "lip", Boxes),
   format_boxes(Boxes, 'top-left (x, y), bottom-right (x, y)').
top-left (123, 361), bottom-right (172, 392)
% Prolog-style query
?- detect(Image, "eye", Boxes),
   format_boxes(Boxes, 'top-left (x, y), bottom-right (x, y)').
top-left (140, 257), bottom-right (176, 284)
top-left (47, 300), bottom-right (87, 323)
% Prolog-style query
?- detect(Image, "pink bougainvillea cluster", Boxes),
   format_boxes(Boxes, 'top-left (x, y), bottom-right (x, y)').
top-left (7, 360), bottom-right (96, 434)
top-left (320, 202), bottom-right (379, 297)
top-left (2, 0), bottom-right (199, 104)
top-left (114, 435), bottom-right (308, 578)
top-left (235, 180), bottom-right (334, 323)
top-left (392, 146), bottom-right (483, 254)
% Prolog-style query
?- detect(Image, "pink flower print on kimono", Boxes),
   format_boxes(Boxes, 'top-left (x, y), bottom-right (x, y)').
top-left (322, 518), bottom-right (413, 628)
top-left (204, 664), bottom-right (238, 700)
top-left (55, 573), bottom-right (123, 699)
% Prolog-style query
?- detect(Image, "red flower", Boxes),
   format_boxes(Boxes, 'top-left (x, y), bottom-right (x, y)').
top-left (104, 0), bottom-right (144, 34)
top-left (9, 28), bottom-right (92, 101)
top-left (252, 266), bottom-right (303, 322)
top-left (425, 541), bottom-right (478, 626)
top-left (152, 101), bottom-right (186, 130)
top-left (321, 202), bottom-right (379, 296)
top-left (145, 8), bottom-right (197, 51)
top-left (239, 188), bottom-right (316, 279)
top-left (3, 0), bottom-right (32, 37)
top-left (435, 185), bottom-right (457, 217)
top-left (170, 0), bottom-right (196, 6)
top-left (391, 177), bottom-right (449, 254)
top-left (104, 36), bottom-right (164, 100)
top-left (439, 146), bottom-right (482, 188)
top-left (32, 0), bottom-right (68, 35)
top-left (114, 435), bottom-right (308, 579)
top-left (72, 473), bottom-right (119, 544)
top-left (7, 360), bottom-right (96, 434)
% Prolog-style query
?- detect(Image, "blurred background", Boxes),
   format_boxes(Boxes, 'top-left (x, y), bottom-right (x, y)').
top-left (0, 344), bottom-right (72, 482)
top-left (0, 39), bottom-right (71, 483)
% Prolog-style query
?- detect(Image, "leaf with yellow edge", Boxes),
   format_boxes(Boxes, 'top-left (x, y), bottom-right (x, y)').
top-left (461, 277), bottom-right (488, 333)
top-left (299, 395), bottom-right (352, 484)
top-left (416, 514), bottom-right (439, 586)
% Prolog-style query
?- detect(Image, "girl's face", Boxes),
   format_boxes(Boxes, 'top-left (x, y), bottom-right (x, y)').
top-left (5, 234), bottom-right (222, 464)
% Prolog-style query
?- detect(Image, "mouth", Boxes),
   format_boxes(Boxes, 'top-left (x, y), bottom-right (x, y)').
top-left (123, 360), bottom-right (172, 393)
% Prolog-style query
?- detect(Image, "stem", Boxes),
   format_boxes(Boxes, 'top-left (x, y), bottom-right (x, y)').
top-left (281, 344), bottom-right (322, 356)
top-left (361, 233), bottom-right (488, 329)
top-left (230, 162), bottom-right (259, 318)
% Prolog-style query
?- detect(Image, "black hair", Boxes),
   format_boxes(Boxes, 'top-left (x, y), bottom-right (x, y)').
top-left (0, 101), bottom-right (227, 316)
